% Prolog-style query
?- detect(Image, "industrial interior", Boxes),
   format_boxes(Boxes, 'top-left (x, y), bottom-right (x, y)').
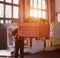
top-left (0, 0), bottom-right (60, 58)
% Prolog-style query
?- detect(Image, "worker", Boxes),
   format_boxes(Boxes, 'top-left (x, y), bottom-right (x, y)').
top-left (12, 28), bottom-right (24, 58)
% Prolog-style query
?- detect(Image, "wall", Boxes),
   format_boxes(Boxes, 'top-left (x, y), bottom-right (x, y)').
top-left (52, 22), bottom-right (60, 39)
top-left (51, 0), bottom-right (60, 38)
top-left (55, 0), bottom-right (60, 12)
top-left (0, 24), bottom-right (7, 49)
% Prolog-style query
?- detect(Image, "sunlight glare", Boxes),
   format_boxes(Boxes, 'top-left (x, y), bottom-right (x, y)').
top-left (30, 9), bottom-right (37, 18)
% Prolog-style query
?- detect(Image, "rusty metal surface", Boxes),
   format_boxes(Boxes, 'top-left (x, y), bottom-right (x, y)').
top-left (18, 23), bottom-right (50, 39)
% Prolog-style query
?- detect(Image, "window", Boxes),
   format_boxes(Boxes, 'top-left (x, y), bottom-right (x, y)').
top-left (5, 5), bottom-right (12, 18)
top-left (30, 0), bottom-right (46, 19)
top-left (0, 0), bottom-right (20, 23)
top-left (5, 20), bottom-right (11, 23)
top-left (13, 0), bottom-right (19, 4)
top-left (0, 0), bottom-right (4, 1)
top-left (0, 4), bottom-right (4, 17)
top-left (57, 13), bottom-right (60, 22)
top-left (0, 20), bottom-right (4, 23)
top-left (6, 0), bottom-right (12, 3)
top-left (13, 6), bottom-right (19, 18)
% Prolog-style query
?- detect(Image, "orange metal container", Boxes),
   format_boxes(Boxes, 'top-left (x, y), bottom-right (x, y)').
top-left (18, 23), bottom-right (50, 39)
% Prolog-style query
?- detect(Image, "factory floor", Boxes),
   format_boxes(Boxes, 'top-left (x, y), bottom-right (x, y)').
top-left (0, 49), bottom-right (60, 58)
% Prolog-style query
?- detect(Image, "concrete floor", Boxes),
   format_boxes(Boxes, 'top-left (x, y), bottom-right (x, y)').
top-left (0, 49), bottom-right (60, 58)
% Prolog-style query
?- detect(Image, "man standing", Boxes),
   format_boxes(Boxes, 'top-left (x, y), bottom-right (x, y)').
top-left (12, 28), bottom-right (24, 58)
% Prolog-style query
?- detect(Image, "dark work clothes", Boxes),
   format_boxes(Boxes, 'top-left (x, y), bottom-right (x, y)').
top-left (15, 37), bottom-right (24, 58)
